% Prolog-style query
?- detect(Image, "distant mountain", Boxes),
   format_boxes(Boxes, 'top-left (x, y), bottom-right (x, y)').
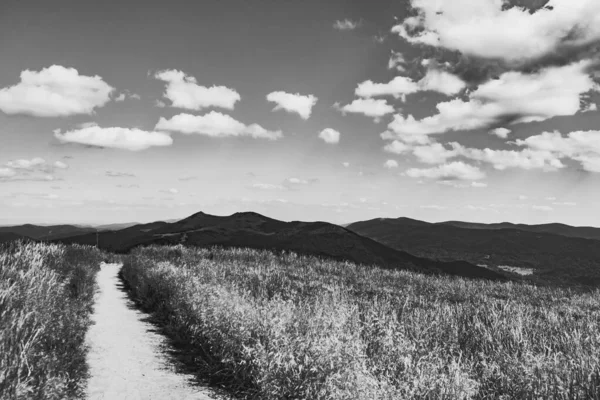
top-left (0, 232), bottom-right (27, 244)
top-left (440, 221), bottom-right (600, 241)
top-left (55, 211), bottom-right (505, 281)
top-left (347, 217), bottom-right (600, 287)
top-left (0, 224), bottom-right (97, 240)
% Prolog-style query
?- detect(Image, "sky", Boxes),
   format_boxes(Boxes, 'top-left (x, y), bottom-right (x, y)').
top-left (1, 0), bottom-right (600, 226)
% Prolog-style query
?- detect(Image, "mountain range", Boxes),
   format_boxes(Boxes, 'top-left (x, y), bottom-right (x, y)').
top-left (3, 212), bottom-right (600, 286)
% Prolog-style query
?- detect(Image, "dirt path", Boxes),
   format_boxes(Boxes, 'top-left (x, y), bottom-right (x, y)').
top-left (85, 263), bottom-right (219, 400)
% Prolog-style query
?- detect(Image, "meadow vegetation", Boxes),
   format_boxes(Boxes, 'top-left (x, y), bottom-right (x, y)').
top-left (122, 245), bottom-right (600, 400)
top-left (0, 242), bottom-right (105, 400)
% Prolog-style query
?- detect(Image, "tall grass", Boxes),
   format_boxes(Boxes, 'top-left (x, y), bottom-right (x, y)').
top-left (0, 242), bottom-right (104, 400)
top-left (122, 246), bottom-right (600, 399)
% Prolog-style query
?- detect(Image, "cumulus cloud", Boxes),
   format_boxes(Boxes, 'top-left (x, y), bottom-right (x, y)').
top-left (413, 143), bottom-right (459, 164)
top-left (393, 0), bottom-right (600, 69)
top-left (0, 65), bottom-right (113, 117)
top-left (54, 124), bottom-right (173, 151)
top-left (384, 159), bottom-right (399, 168)
top-left (318, 128), bottom-right (340, 144)
top-left (355, 69), bottom-right (466, 99)
top-left (388, 51), bottom-right (407, 72)
top-left (0, 168), bottom-right (16, 178)
top-left (335, 98), bottom-right (394, 120)
top-left (266, 91), bottom-right (318, 119)
top-left (384, 140), bottom-right (412, 154)
top-left (155, 112), bottom-right (282, 140)
top-left (334, 19), bottom-right (360, 31)
top-left (490, 127), bottom-right (512, 139)
top-left (154, 69), bottom-right (240, 111)
top-left (384, 61), bottom-right (597, 140)
top-left (406, 161), bottom-right (485, 181)
top-left (106, 171), bottom-right (136, 178)
top-left (342, 162), bottom-right (350, 167)
top-left (515, 130), bottom-right (600, 172)
top-left (115, 91), bottom-right (141, 102)
top-left (251, 183), bottom-right (286, 190)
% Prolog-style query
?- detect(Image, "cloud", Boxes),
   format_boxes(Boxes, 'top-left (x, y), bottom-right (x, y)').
top-left (285, 177), bottom-right (310, 185)
top-left (106, 171), bottom-right (136, 178)
top-left (266, 91), bottom-right (318, 119)
top-left (490, 127), bottom-right (512, 139)
top-left (318, 128), bottom-right (340, 144)
top-left (406, 161), bottom-right (485, 181)
top-left (384, 140), bottom-right (416, 156)
top-left (553, 201), bottom-right (577, 206)
top-left (532, 205), bottom-right (553, 212)
top-left (388, 51), bottom-right (407, 72)
top-left (0, 65), bottom-right (113, 117)
top-left (355, 69), bottom-right (465, 99)
top-left (384, 61), bottom-right (597, 140)
top-left (335, 98), bottom-right (394, 120)
top-left (251, 183), bottom-right (286, 190)
top-left (384, 159), bottom-right (399, 169)
top-left (114, 90), bottom-right (141, 102)
top-left (0, 168), bottom-right (16, 178)
top-left (515, 130), bottom-right (600, 172)
top-left (393, 0), bottom-right (600, 68)
top-left (154, 69), bottom-right (240, 111)
top-left (518, 195), bottom-right (529, 201)
top-left (333, 19), bottom-right (360, 31)
top-left (342, 162), bottom-right (350, 167)
top-left (420, 205), bottom-right (447, 210)
top-left (178, 176), bottom-right (198, 181)
top-left (6, 158), bottom-right (46, 170)
top-left (412, 143), bottom-right (459, 164)
top-left (54, 124), bottom-right (173, 151)
top-left (53, 161), bottom-right (69, 169)
top-left (155, 112), bottom-right (282, 140)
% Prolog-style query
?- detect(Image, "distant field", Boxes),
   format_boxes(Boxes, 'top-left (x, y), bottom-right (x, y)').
top-left (0, 242), bottom-right (105, 399)
top-left (122, 245), bottom-right (600, 400)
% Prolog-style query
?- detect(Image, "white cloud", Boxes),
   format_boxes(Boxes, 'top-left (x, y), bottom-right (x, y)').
top-left (356, 76), bottom-right (419, 99)
top-left (384, 140), bottom-right (412, 154)
top-left (115, 91), bottom-right (141, 102)
top-left (388, 51), bottom-right (407, 72)
top-left (6, 158), bottom-right (46, 170)
top-left (333, 19), bottom-right (360, 31)
top-left (384, 61), bottom-right (596, 139)
top-left (453, 143), bottom-right (564, 171)
top-left (533, 205), bottom-right (553, 212)
top-left (155, 112), bottom-right (282, 140)
top-left (0, 65), bottom-right (113, 117)
top-left (342, 162), bottom-right (350, 167)
top-left (251, 183), bottom-right (286, 190)
top-left (393, 0), bottom-right (600, 65)
top-left (406, 161), bottom-right (485, 181)
top-left (518, 195), bottom-right (529, 201)
top-left (266, 91), bottom-right (317, 119)
top-left (335, 98), bottom-right (394, 120)
top-left (318, 128), bottom-right (340, 144)
top-left (286, 178), bottom-right (310, 185)
top-left (168, 188), bottom-right (178, 194)
top-left (553, 201), bottom-right (577, 206)
top-left (418, 69), bottom-right (467, 96)
top-left (413, 143), bottom-right (459, 164)
top-left (53, 161), bottom-right (69, 169)
top-left (54, 124), bottom-right (173, 151)
top-left (515, 130), bottom-right (600, 172)
top-left (154, 69), bottom-right (240, 111)
top-left (0, 168), bottom-right (16, 178)
top-left (490, 127), bottom-right (511, 139)
top-left (420, 205), bottom-right (447, 210)
top-left (583, 103), bottom-right (598, 112)
top-left (384, 159), bottom-right (399, 169)
top-left (355, 69), bottom-right (465, 99)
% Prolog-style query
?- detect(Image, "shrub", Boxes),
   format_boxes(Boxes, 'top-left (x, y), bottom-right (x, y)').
top-left (0, 242), bottom-right (104, 400)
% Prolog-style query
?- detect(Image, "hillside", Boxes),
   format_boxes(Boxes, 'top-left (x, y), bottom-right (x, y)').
top-left (0, 224), bottom-right (97, 240)
top-left (348, 217), bottom-right (600, 286)
top-left (55, 211), bottom-right (505, 281)
top-left (441, 220), bottom-right (600, 241)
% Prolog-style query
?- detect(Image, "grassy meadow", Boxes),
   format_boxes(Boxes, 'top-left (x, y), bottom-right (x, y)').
top-left (122, 245), bottom-right (600, 400)
top-left (0, 242), bottom-right (106, 400)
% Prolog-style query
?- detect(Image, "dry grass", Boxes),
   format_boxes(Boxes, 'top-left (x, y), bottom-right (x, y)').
top-left (0, 242), bottom-right (105, 400)
top-left (121, 245), bottom-right (600, 399)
